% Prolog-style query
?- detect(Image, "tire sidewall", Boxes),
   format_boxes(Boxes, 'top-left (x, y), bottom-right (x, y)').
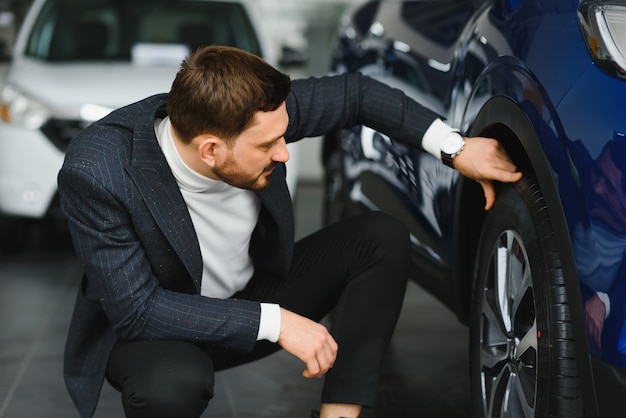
top-left (470, 178), bottom-right (554, 417)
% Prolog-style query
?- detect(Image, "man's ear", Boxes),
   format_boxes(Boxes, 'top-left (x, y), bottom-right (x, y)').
top-left (196, 135), bottom-right (223, 167)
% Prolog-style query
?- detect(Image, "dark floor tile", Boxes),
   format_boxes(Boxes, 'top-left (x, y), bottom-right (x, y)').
top-left (373, 282), bottom-right (470, 418)
top-left (0, 182), bottom-right (471, 418)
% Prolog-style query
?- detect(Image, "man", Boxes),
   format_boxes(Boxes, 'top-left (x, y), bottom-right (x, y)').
top-left (572, 139), bottom-right (626, 359)
top-left (59, 46), bottom-right (521, 418)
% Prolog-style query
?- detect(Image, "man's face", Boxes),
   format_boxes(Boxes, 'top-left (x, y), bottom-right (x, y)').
top-left (213, 102), bottom-right (290, 191)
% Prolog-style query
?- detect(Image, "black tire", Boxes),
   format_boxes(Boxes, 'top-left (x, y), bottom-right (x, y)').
top-left (470, 175), bottom-right (583, 417)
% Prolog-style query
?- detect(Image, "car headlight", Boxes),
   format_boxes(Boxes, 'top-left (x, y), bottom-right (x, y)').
top-left (0, 84), bottom-right (50, 129)
top-left (578, 2), bottom-right (626, 79)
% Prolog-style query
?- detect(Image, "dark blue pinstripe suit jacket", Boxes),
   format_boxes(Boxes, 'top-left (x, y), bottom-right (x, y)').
top-left (57, 73), bottom-right (441, 417)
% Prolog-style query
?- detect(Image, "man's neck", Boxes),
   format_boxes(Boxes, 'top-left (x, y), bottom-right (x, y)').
top-left (169, 123), bottom-right (217, 180)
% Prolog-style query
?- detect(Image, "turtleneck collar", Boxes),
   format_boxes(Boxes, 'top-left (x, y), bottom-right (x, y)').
top-left (155, 116), bottom-right (230, 193)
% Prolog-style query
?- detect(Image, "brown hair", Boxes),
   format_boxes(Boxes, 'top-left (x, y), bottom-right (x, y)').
top-left (167, 45), bottom-right (292, 143)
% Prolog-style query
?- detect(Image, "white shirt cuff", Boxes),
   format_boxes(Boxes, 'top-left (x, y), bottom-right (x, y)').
top-left (257, 303), bottom-right (281, 342)
top-left (597, 292), bottom-right (611, 318)
top-left (422, 118), bottom-right (458, 160)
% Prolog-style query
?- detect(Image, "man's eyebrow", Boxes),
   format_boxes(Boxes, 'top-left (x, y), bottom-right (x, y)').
top-left (261, 131), bottom-right (287, 145)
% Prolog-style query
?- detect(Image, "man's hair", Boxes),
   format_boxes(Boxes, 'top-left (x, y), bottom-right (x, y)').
top-left (167, 45), bottom-right (292, 143)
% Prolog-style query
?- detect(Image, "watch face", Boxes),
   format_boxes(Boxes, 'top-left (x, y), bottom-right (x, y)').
top-left (442, 132), bottom-right (464, 154)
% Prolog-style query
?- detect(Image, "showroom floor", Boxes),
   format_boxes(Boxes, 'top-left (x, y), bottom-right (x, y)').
top-left (0, 182), bottom-right (470, 418)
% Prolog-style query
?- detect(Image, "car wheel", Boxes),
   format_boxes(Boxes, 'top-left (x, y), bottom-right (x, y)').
top-left (470, 175), bottom-right (583, 417)
top-left (322, 144), bottom-right (348, 226)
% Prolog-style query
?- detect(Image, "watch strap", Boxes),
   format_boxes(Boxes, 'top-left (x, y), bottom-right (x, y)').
top-left (441, 151), bottom-right (455, 168)
top-left (441, 130), bottom-right (464, 168)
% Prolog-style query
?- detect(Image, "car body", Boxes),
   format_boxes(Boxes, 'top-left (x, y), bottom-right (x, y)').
top-left (0, 0), bottom-right (299, 249)
top-left (323, 0), bottom-right (626, 416)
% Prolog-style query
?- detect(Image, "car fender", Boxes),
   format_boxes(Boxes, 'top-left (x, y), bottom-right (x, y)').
top-left (452, 56), bottom-right (600, 416)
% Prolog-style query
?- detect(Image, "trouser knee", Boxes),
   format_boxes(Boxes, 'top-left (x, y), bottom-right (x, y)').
top-left (107, 340), bottom-right (215, 418)
top-left (120, 365), bottom-right (214, 418)
top-left (351, 212), bottom-right (411, 276)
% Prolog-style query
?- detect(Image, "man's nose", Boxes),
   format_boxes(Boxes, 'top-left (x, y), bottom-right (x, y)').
top-left (273, 138), bottom-right (290, 162)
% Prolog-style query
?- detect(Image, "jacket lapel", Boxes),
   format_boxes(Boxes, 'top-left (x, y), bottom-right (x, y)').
top-left (117, 96), bottom-right (296, 287)
top-left (253, 163), bottom-right (294, 277)
top-left (124, 104), bottom-right (203, 292)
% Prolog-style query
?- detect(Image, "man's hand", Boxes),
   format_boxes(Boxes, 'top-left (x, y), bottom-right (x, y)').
top-left (277, 308), bottom-right (338, 378)
top-left (585, 294), bottom-right (607, 348)
top-left (453, 136), bottom-right (523, 210)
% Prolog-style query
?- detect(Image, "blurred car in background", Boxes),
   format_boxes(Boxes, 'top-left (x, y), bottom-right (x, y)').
top-left (0, 0), bottom-right (299, 251)
top-left (323, 0), bottom-right (626, 416)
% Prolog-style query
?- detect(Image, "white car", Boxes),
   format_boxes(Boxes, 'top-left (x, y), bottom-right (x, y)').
top-left (0, 0), bottom-right (298, 249)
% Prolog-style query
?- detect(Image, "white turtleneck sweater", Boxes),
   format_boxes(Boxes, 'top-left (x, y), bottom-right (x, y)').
top-left (156, 117), bottom-right (281, 342)
top-left (154, 114), bottom-right (458, 343)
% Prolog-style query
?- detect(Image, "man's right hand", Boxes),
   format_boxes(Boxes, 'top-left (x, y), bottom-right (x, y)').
top-left (453, 136), bottom-right (523, 210)
top-left (277, 308), bottom-right (338, 378)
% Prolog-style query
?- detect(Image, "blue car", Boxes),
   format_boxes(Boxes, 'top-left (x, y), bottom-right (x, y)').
top-left (322, 1), bottom-right (626, 416)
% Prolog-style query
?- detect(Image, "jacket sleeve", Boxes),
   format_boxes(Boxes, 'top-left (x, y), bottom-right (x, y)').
top-left (285, 72), bottom-right (443, 147)
top-left (58, 161), bottom-right (260, 353)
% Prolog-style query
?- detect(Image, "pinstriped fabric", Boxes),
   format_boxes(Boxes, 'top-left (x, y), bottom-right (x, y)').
top-left (60, 95), bottom-right (261, 417)
top-left (59, 74), bottom-right (443, 417)
top-left (285, 73), bottom-right (441, 146)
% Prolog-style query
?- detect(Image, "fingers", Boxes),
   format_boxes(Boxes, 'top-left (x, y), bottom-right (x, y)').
top-left (302, 333), bottom-right (338, 378)
top-left (454, 137), bottom-right (523, 211)
top-left (277, 308), bottom-right (338, 378)
top-left (457, 137), bottom-right (521, 177)
top-left (585, 297), bottom-right (606, 348)
top-left (587, 319), bottom-right (602, 349)
top-left (484, 160), bottom-right (523, 183)
top-left (585, 312), bottom-right (597, 347)
top-left (302, 357), bottom-right (332, 378)
top-left (480, 172), bottom-right (522, 210)
top-left (586, 315), bottom-right (598, 347)
top-left (480, 181), bottom-right (496, 211)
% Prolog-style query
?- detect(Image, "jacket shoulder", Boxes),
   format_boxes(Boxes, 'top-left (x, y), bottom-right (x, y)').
top-left (63, 94), bottom-right (168, 168)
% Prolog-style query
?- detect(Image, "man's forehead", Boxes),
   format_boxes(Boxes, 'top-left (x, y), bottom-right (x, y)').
top-left (247, 104), bottom-right (288, 134)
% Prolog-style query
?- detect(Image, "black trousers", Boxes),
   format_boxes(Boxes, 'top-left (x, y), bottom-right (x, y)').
top-left (106, 212), bottom-right (410, 418)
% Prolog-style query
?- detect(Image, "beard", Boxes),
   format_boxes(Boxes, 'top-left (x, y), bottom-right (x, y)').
top-left (213, 158), bottom-right (275, 191)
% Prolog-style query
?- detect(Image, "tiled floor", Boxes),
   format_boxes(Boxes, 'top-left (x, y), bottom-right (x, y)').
top-left (0, 182), bottom-right (470, 418)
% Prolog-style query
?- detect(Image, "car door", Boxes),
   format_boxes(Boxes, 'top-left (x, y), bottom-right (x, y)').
top-left (329, 0), bottom-right (482, 300)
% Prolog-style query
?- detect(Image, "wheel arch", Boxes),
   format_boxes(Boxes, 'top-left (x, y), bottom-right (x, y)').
top-left (454, 96), bottom-right (601, 417)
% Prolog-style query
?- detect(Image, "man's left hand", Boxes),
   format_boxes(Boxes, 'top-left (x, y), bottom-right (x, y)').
top-left (453, 136), bottom-right (523, 210)
top-left (585, 294), bottom-right (607, 349)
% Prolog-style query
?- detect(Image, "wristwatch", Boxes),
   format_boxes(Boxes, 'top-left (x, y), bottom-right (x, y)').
top-left (440, 130), bottom-right (465, 168)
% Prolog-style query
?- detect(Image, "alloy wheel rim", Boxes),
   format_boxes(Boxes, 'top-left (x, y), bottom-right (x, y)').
top-left (479, 229), bottom-right (538, 417)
